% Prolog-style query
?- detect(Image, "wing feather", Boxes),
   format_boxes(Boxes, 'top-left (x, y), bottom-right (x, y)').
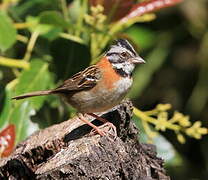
top-left (53, 65), bottom-right (101, 93)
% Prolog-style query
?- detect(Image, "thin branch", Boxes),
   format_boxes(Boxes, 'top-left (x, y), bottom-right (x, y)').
top-left (23, 31), bottom-right (39, 61)
top-left (14, 23), bottom-right (31, 29)
top-left (60, 0), bottom-right (69, 22)
top-left (16, 34), bottom-right (28, 43)
top-left (59, 32), bottom-right (85, 44)
top-left (0, 57), bottom-right (29, 69)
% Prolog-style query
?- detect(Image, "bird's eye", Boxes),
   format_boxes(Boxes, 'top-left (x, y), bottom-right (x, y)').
top-left (121, 52), bottom-right (128, 58)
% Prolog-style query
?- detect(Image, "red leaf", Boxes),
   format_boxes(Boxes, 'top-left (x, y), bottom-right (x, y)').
top-left (120, 0), bottom-right (183, 23)
top-left (0, 124), bottom-right (15, 157)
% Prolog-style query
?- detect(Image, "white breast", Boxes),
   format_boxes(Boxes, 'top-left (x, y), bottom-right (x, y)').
top-left (113, 77), bottom-right (133, 95)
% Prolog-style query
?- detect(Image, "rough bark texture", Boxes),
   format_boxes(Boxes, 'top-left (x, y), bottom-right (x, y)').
top-left (0, 100), bottom-right (170, 180)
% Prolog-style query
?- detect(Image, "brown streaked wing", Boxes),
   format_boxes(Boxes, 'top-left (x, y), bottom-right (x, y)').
top-left (52, 65), bottom-right (101, 93)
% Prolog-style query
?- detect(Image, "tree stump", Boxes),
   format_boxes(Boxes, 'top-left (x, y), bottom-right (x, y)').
top-left (0, 100), bottom-right (170, 180)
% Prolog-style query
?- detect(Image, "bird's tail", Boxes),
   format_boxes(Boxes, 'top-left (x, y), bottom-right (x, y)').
top-left (12, 90), bottom-right (53, 100)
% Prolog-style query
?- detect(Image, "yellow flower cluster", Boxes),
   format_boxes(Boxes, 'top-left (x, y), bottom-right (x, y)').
top-left (133, 104), bottom-right (208, 144)
top-left (186, 121), bottom-right (207, 139)
top-left (155, 112), bottom-right (168, 131)
top-left (84, 5), bottom-right (107, 31)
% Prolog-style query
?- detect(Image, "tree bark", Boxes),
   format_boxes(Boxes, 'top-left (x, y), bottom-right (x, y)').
top-left (0, 100), bottom-right (170, 180)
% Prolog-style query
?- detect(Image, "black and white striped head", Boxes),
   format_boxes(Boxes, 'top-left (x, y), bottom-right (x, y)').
top-left (106, 39), bottom-right (145, 77)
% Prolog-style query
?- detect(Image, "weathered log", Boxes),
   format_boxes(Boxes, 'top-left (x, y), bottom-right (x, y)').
top-left (0, 100), bottom-right (170, 180)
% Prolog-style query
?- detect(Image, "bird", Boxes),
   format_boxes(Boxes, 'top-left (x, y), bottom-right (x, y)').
top-left (12, 39), bottom-right (145, 137)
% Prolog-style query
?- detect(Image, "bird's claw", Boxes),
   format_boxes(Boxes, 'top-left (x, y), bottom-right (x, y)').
top-left (89, 122), bottom-right (117, 141)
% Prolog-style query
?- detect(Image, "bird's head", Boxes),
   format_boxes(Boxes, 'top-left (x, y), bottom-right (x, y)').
top-left (106, 39), bottom-right (145, 77)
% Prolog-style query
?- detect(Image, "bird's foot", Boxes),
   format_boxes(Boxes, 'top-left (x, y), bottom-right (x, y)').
top-left (77, 113), bottom-right (117, 141)
top-left (89, 122), bottom-right (117, 141)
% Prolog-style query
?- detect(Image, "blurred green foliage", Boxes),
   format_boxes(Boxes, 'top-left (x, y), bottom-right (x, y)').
top-left (0, 0), bottom-right (208, 179)
top-left (0, 11), bottom-right (17, 51)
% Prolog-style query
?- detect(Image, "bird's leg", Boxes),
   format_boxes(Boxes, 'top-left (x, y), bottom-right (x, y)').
top-left (87, 113), bottom-right (117, 137)
top-left (77, 113), bottom-right (105, 136)
top-left (87, 113), bottom-right (107, 123)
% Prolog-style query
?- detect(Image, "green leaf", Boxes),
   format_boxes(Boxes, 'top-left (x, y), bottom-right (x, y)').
top-left (69, 0), bottom-right (83, 22)
top-left (15, 59), bottom-right (54, 110)
top-left (126, 26), bottom-right (156, 51)
top-left (11, 0), bottom-right (60, 17)
top-left (42, 27), bottom-right (62, 41)
top-left (0, 87), bottom-right (39, 143)
top-left (39, 11), bottom-right (70, 29)
top-left (26, 16), bottom-right (62, 40)
top-left (0, 59), bottom-right (54, 143)
top-left (9, 101), bottom-right (38, 143)
top-left (0, 11), bottom-right (17, 51)
top-left (0, 71), bottom-right (3, 80)
top-left (39, 11), bottom-right (71, 40)
top-left (26, 16), bottom-right (53, 34)
top-left (132, 115), bottom-right (148, 143)
top-left (0, 88), bottom-right (12, 128)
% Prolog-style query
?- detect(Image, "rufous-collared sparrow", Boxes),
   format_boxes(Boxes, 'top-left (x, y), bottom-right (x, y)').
top-left (12, 39), bottom-right (145, 137)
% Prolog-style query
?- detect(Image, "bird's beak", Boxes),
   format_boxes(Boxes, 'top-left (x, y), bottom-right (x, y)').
top-left (131, 56), bottom-right (146, 64)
